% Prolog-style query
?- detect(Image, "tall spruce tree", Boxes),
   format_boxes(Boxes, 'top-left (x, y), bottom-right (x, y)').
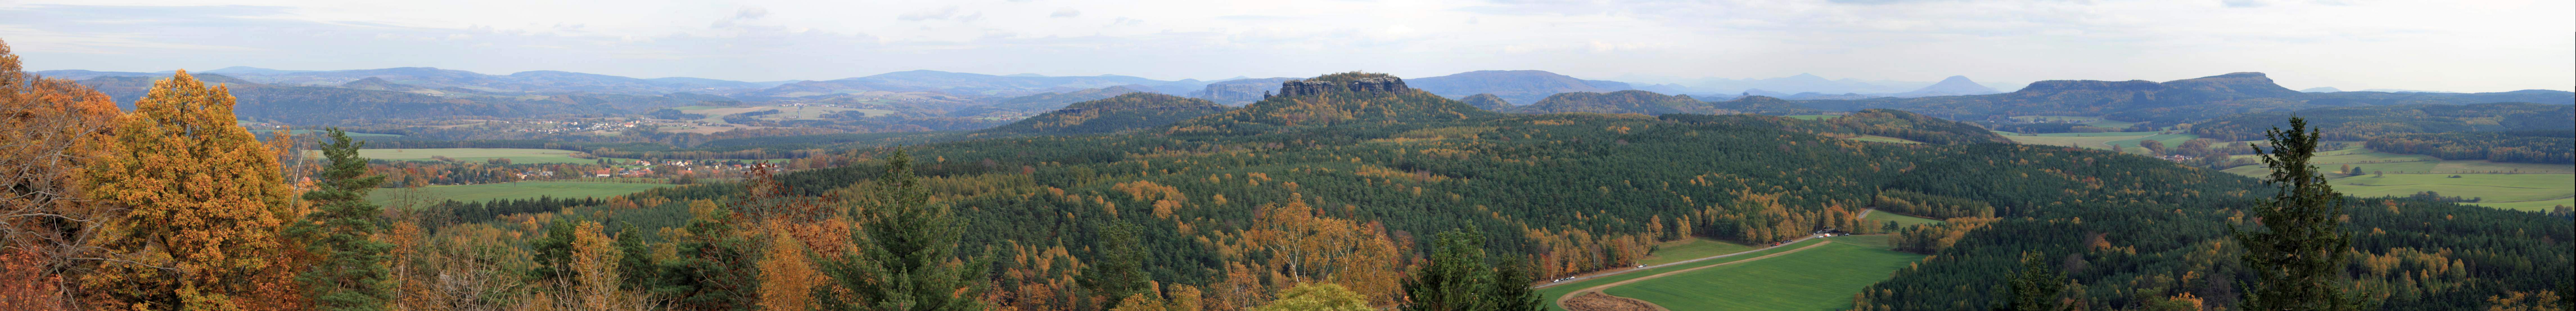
top-left (818, 150), bottom-right (991, 311)
top-left (2234, 117), bottom-right (2363, 311)
top-left (1995, 252), bottom-right (2066, 311)
top-left (1401, 228), bottom-right (1542, 311)
top-left (290, 128), bottom-right (395, 311)
top-left (657, 199), bottom-right (760, 311)
top-left (1093, 221), bottom-right (1150, 309)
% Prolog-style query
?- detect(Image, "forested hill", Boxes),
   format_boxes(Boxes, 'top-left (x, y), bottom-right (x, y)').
top-left (74, 72), bottom-right (713, 124)
top-left (1707, 95), bottom-right (1826, 115)
top-left (1513, 90), bottom-right (1704, 115)
top-left (1460, 93), bottom-right (1512, 110)
top-left (2188, 102), bottom-right (2576, 141)
top-left (1795, 72), bottom-right (2576, 122)
top-left (679, 96), bottom-right (2561, 310)
top-left (978, 93), bottom-right (1230, 134)
top-left (1168, 72), bottom-right (1496, 131)
top-left (421, 71), bottom-right (2563, 311)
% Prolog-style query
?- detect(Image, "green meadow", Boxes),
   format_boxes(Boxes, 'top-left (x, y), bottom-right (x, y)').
top-left (1639, 238), bottom-right (1758, 265)
top-left (1863, 211), bottom-right (1945, 228)
top-left (338, 148), bottom-right (595, 164)
top-left (1542, 239), bottom-right (1828, 311)
top-left (365, 181), bottom-right (673, 207)
top-left (1603, 236), bottom-right (1923, 311)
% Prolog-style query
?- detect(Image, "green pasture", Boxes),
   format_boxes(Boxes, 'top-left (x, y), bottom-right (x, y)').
top-left (1602, 237), bottom-right (1923, 311)
top-left (2469, 198), bottom-right (2573, 211)
top-left (1846, 135), bottom-right (1925, 144)
top-left (1542, 238), bottom-right (1827, 311)
top-left (2218, 146), bottom-right (2575, 211)
top-left (1640, 238), bottom-right (1757, 265)
top-left (365, 181), bottom-right (673, 207)
top-left (2329, 174), bottom-right (2574, 211)
top-left (1863, 211), bottom-right (1945, 228)
top-left (337, 148), bottom-right (594, 164)
top-left (2105, 134), bottom-right (2199, 149)
top-left (251, 129), bottom-right (403, 137)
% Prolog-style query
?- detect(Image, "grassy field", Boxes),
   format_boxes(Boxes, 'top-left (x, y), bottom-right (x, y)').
top-left (337, 148), bottom-right (594, 164)
top-left (1863, 211), bottom-right (1945, 227)
top-left (1640, 238), bottom-right (1757, 265)
top-left (2105, 134), bottom-right (2200, 149)
top-left (2000, 131), bottom-right (2161, 150)
top-left (2006, 115), bottom-right (2138, 129)
top-left (2219, 146), bottom-right (2574, 211)
top-left (1602, 236), bottom-right (1923, 311)
top-left (250, 129), bottom-right (403, 137)
top-left (2328, 174), bottom-right (2574, 211)
top-left (1846, 135), bottom-right (1925, 144)
top-left (1542, 239), bottom-right (1827, 311)
top-left (364, 181), bottom-right (672, 207)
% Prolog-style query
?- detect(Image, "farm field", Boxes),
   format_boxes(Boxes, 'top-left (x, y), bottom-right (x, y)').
top-left (673, 105), bottom-right (897, 124)
top-left (2221, 146), bottom-right (2575, 211)
top-left (364, 181), bottom-right (672, 207)
top-left (2105, 133), bottom-right (2199, 149)
top-left (1862, 211), bottom-right (1944, 228)
top-left (2329, 174), bottom-right (2574, 211)
top-left (250, 129), bottom-right (403, 137)
top-left (1542, 239), bottom-right (1827, 311)
top-left (1601, 236), bottom-right (1922, 311)
top-left (1783, 115), bottom-right (1842, 120)
top-left (1639, 238), bottom-right (1756, 265)
top-left (337, 148), bottom-right (594, 164)
top-left (1846, 135), bottom-right (1924, 144)
top-left (1999, 131), bottom-right (2161, 150)
top-left (2006, 115), bottom-right (2136, 128)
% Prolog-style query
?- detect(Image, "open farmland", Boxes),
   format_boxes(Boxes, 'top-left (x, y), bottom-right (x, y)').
top-left (1638, 238), bottom-right (1756, 265)
top-left (336, 148), bottom-right (594, 164)
top-left (1999, 131), bottom-right (2161, 150)
top-left (2330, 174), bottom-right (2574, 211)
top-left (1543, 239), bottom-right (1828, 311)
top-left (1601, 236), bottom-right (1923, 311)
top-left (364, 181), bottom-right (672, 207)
top-left (2222, 146), bottom-right (2575, 211)
top-left (1863, 211), bottom-right (1945, 228)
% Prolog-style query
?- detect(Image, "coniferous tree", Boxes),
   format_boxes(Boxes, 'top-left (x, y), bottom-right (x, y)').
top-left (658, 199), bottom-right (760, 311)
top-left (1487, 260), bottom-right (1544, 311)
top-left (291, 128), bottom-right (395, 311)
top-left (2234, 117), bottom-right (2364, 311)
top-left (1996, 252), bottom-right (2066, 311)
top-left (1092, 221), bottom-right (1150, 309)
top-left (1402, 229), bottom-right (1496, 311)
top-left (818, 150), bottom-right (991, 311)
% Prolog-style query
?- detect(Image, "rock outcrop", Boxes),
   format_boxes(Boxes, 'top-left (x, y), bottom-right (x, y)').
top-left (1266, 77), bottom-right (1410, 99)
top-left (1195, 77), bottom-right (1294, 104)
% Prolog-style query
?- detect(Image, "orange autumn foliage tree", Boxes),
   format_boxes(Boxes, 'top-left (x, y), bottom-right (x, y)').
top-left (0, 38), bottom-right (121, 311)
top-left (79, 70), bottom-right (304, 310)
top-left (1245, 194), bottom-right (1402, 306)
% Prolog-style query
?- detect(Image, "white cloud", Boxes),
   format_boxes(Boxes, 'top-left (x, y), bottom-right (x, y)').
top-left (0, 0), bottom-right (2563, 91)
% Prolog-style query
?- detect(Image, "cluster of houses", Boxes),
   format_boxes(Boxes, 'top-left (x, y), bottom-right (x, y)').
top-left (588, 161), bottom-right (777, 178)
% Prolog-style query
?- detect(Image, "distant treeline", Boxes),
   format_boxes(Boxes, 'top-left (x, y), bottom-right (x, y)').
top-left (2365, 129), bottom-right (2575, 164)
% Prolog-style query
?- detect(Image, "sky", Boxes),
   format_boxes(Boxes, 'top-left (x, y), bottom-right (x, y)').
top-left (1, 0), bottom-right (2569, 92)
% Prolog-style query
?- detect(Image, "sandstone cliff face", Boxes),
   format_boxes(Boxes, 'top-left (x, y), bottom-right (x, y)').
top-left (1195, 77), bottom-right (1294, 105)
top-left (1266, 77), bottom-right (1411, 99)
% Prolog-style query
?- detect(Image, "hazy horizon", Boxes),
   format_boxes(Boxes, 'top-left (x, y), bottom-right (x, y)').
top-left (5, 0), bottom-right (2569, 93)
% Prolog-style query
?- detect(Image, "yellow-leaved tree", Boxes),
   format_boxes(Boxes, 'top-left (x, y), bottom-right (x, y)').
top-left (80, 70), bottom-right (303, 311)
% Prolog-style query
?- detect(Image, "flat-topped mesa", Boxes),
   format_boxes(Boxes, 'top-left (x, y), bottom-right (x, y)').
top-left (1265, 77), bottom-right (1411, 99)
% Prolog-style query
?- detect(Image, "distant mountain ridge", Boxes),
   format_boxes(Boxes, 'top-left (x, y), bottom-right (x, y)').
top-left (39, 66), bottom-right (793, 95)
top-left (1407, 70), bottom-right (1633, 105)
top-left (1797, 72), bottom-right (2575, 123)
